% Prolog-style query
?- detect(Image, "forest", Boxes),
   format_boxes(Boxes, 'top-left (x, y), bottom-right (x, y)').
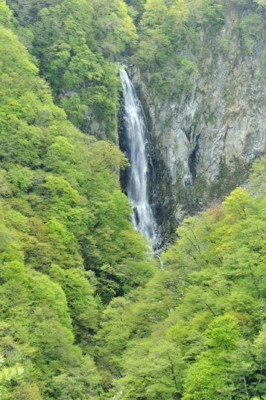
top-left (0, 0), bottom-right (265, 398)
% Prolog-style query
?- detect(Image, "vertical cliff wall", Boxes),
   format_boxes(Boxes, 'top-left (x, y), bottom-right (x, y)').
top-left (130, 1), bottom-right (266, 242)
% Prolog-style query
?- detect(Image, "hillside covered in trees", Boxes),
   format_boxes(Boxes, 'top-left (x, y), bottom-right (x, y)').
top-left (0, 0), bottom-right (266, 398)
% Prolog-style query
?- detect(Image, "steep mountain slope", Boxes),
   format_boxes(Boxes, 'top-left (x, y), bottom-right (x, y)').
top-left (130, 0), bottom-right (266, 240)
top-left (0, 3), bottom-right (155, 397)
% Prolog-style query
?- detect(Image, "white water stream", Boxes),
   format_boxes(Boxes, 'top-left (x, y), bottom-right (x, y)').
top-left (120, 69), bottom-right (157, 245)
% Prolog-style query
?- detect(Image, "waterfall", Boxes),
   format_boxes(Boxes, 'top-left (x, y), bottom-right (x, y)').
top-left (120, 69), bottom-right (157, 245)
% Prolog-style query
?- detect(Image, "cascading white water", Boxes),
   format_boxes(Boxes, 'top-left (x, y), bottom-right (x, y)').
top-left (120, 69), bottom-right (157, 245)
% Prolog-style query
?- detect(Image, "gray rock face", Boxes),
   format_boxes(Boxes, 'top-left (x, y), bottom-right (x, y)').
top-left (131, 5), bottom-right (266, 240)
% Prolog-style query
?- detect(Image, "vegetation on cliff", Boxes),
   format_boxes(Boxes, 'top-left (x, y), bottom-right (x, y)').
top-left (131, 0), bottom-right (265, 98)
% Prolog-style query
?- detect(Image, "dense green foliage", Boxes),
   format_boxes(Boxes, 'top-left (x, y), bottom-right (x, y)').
top-left (0, 0), bottom-right (265, 398)
top-left (129, 0), bottom-right (225, 97)
top-left (98, 177), bottom-right (266, 399)
top-left (0, 4), bottom-right (154, 397)
top-left (6, 0), bottom-right (136, 140)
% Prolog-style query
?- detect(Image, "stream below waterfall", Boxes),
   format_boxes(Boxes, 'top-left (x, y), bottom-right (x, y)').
top-left (120, 69), bottom-right (158, 246)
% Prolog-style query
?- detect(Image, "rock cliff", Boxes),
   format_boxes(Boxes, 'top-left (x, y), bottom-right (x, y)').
top-left (130, 2), bottom-right (266, 243)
